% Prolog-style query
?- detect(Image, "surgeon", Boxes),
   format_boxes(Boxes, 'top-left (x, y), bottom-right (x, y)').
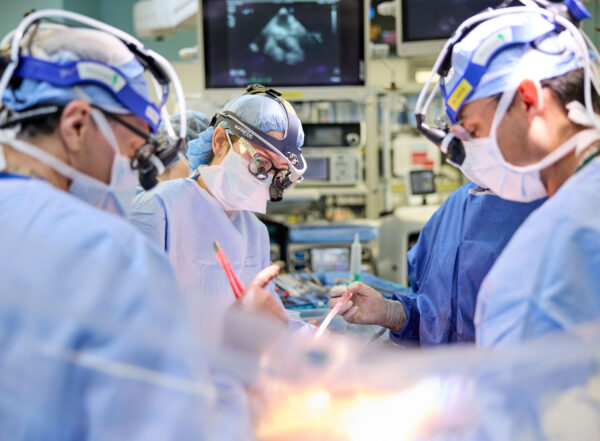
top-left (130, 84), bottom-right (307, 325)
top-left (159, 110), bottom-right (211, 181)
top-left (328, 182), bottom-right (544, 345)
top-left (414, 1), bottom-right (600, 346)
top-left (0, 10), bottom-right (220, 439)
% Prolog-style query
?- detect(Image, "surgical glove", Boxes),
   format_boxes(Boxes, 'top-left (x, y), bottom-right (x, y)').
top-left (327, 282), bottom-right (407, 331)
top-left (238, 264), bottom-right (289, 324)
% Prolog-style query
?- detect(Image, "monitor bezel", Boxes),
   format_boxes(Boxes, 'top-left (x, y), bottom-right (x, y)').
top-left (197, 0), bottom-right (370, 102)
top-left (395, 0), bottom-right (503, 58)
top-left (395, 0), bottom-right (449, 58)
top-left (408, 169), bottom-right (436, 196)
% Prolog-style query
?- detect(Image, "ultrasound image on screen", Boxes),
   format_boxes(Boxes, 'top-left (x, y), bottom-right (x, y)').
top-left (402, 0), bottom-right (505, 42)
top-left (248, 7), bottom-right (315, 66)
top-left (203, 0), bottom-right (364, 88)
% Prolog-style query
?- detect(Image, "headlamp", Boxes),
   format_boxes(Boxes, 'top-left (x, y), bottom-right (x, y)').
top-left (209, 84), bottom-right (306, 201)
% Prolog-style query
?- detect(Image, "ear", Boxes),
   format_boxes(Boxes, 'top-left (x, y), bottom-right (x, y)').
top-left (58, 100), bottom-right (93, 155)
top-left (211, 126), bottom-right (230, 163)
top-left (518, 79), bottom-right (544, 116)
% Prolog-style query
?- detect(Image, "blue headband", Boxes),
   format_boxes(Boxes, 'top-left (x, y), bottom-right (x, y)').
top-left (12, 56), bottom-right (161, 131)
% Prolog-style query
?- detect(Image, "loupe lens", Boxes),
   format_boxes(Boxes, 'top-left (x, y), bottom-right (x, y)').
top-left (249, 155), bottom-right (272, 180)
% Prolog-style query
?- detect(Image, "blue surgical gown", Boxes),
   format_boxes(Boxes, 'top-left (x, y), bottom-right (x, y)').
top-left (476, 158), bottom-right (600, 346)
top-left (390, 182), bottom-right (545, 346)
top-left (0, 174), bottom-right (209, 440)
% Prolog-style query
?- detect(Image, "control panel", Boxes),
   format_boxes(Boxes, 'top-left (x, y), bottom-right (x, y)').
top-left (302, 151), bottom-right (362, 186)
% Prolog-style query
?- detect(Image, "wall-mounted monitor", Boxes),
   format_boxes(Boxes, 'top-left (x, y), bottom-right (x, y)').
top-left (198, 0), bottom-right (368, 101)
top-left (396, 0), bottom-right (505, 57)
top-left (409, 169), bottom-right (436, 195)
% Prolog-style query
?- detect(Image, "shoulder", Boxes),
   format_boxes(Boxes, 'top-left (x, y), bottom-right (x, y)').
top-left (37, 182), bottom-right (170, 268)
top-left (443, 182), bottom-right (506, 207)
top-left (521, 164), bottom-right (599, 232)
top-left (234, 212), bottom-right (270, 247)
top-left (550, 159), bottom-right (600, 222)
top-left (446, 182), bottom-right (478, 201)
top-left (432, 182), bottom-right (477, 215)
top-left (446, 182), bottom-right (545, 219)
top-left (239, 211), bottom-right (268, 232)
top-left (422, 182), bottom-right (476, 227)
top-left (133, 178), bottom-right (195, 206)
top-left (69, 193), bottom-right (168, 263)
top-left (0, 181), bottom-right (186, 355)
top-left (484, 172), bottom-right (598, 280)
top-left (132, 178), bottom-right (217, 214)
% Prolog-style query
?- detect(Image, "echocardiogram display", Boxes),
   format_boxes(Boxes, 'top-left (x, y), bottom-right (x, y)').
top-left (202, 0), bottom-right (365, 88)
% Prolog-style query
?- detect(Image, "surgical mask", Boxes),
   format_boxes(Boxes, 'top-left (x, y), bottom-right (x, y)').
top-left (200, 136), bottom-right (272, 214)
top-left (0, 108), bottom-right (138, 217)
top-left (68, 108), bottom-right (138, 216)
top-left (456, 89), bottom-right (600, 202)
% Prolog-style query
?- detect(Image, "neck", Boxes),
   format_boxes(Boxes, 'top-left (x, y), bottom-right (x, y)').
top-left (2, 138), bottom-right (70, 190)
top-left (159, 161), bottom-right (190, 181)
top-left (194, 173), bottom-right (234, 216)
top-left (540, 135), bottom-right (599, 196)
top-left (540, 150), bottom-right (578, 196)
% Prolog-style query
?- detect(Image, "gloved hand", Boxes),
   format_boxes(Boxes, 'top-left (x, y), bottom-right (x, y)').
top-left (327, 282), bottom-right (407, 331)
top-left (238, 264), bottom-right (288, 324)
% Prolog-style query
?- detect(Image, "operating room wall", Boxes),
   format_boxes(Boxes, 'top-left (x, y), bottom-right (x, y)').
top-left (0, 0), bottom-right (202, 105)
top-left (0, 0), bottom-right (196, 61)
top-left (582, 0), bottom-right (600, 49)
top-left (62, 0), bottom-right (100, 18)
top-left (0, 0), bottom-right (62, 35)
top-left (97, 0), bottom-right (197, 61)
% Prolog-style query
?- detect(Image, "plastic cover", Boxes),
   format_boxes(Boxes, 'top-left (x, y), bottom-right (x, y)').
top-left (3, 283), bottom-right (600, 441)
top-left (239, 318), bottom-right (600, 441)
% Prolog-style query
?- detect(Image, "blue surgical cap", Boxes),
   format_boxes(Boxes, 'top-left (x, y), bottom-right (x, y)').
top-left (187, 94), bottom-right (305, 170)
top-left (446, 10), bottom-right (583, 104)
top-left (165, 110), bottom-right (211, 160)
top-left (2, 27), bottom-right (150, 116)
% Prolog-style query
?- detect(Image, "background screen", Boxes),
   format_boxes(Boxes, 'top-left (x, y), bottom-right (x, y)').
top-left (401, 0), bottom-right (505, 42)
top-left (203, 0), bottom-right (365, 88)
top-left (304, 157), bottom-right (329, 181)
top-left (409, 170), bottom-right (436, 195)
top-left (311, 247), bottom-right (349, 272)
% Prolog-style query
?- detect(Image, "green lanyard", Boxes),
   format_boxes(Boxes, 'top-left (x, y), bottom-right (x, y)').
top-left (576, 146), bottom-right (600, 173)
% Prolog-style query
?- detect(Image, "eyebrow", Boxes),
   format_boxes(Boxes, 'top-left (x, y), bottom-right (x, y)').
top-left (254, 145), bottom-right (278, 161)
top-left (457, 106), bottom-right (480, 126)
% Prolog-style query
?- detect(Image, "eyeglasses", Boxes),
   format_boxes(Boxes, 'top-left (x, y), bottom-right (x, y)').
top-left (100, 108), bottom-right (154, 145)
top-left (248, 152), bottom-right (289, 181)
top-left (235, 135), bottom-right (289, 181)
top-left (98, 107), bottom-right (176, 172)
